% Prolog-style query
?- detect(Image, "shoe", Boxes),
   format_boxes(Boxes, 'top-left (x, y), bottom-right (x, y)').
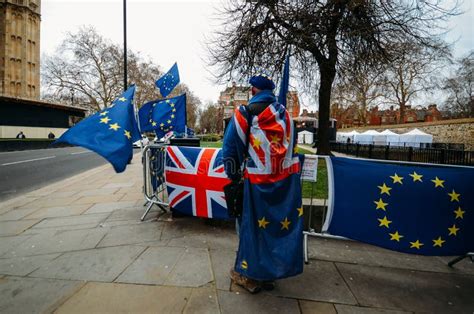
top-left (230, 269), bottom-right (262, 294)
top-left (261, 281), bottom-right (275, 291)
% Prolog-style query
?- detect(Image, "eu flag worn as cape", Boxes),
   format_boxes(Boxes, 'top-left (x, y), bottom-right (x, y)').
top-left (223, 98), bottom-right (303, 281)
top-left (55, 85), bottom-right (141, 173)
top-left (325, 157), bottom-right (474, 256)
top-left (138, 94), bottom-right (186, 138)
top-left (155, 62), bottom-right (180, 98)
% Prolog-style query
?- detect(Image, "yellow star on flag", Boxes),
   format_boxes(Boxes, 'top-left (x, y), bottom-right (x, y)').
top-left (270, 134), bottom-right (280, 144)
top-left (454, 207), bottom-right (465, 219)
top-left (99, 111), bottom-right (108, 116)
top-left (151, 121), bottom-right (157, 127)
top-left (280, 217), bottom-right (291, 230)
top-left (410, 240), bottom-right (424, 249)
top-left (378, 183), bottom-right (392, 195)
top-left (252, 136), bottom-right (262, 150)
top-left (432, 236), bottom-right (445, 247)
top-left (109, 123), bottom-right (120, 131)
top-left (124, 130), bottom-right (131, 139)
top-left (170, 103), bottom-right (175, 107)
top-left (448, 224), bottom-right (460, 236)
top-left (258, 217), bottom-right (270, 228)
top-left (297, 206), bottom-right (304, 217)
top-left (172, 108), bottom-right (176, 112)
top-left (171, 114), bottom-right (175, 118)
top-left (100, 117), bottom-right (111, 124)
top-left (431, 177), bottom-right (445, 188)
top-left (241, 260), bottom-right (248, 269)
top-left (165, 100), bottom-right (170, 103)
top-left (389, 231), bottom-right (403, 242)
top-left (167, 119), bottom-right (172, 124)
top-left (160, 123), bottom-right (165, 127)
top-left (409, 171), bottom-right (423, 182)
top-left (374, 198), bottom-right (388, 211)
top-left (170, 126), bottom-right (173, 129)
top-left (390, 173), bottom-right (403, 184)
top-left (118, 97), bottom-right (127, 102)
top-left (448, 190), bottom-right (460, 202)
top-left (378, 216), bottom-right (392, 228)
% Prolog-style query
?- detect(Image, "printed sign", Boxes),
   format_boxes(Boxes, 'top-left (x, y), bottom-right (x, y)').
top-left (302, 155), bottom-right (318, 182)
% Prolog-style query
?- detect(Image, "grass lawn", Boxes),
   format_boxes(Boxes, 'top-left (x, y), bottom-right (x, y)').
top-left (201, 141), bottom-right (328, 199)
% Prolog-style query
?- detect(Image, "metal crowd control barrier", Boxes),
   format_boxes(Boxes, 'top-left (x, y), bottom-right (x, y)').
top-left (141, 143), bottom-right (169, 221)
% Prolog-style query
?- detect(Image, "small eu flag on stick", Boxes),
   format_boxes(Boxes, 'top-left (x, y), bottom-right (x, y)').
top-left (155, 62), bottom-right (180, 98)
top-left (54, 85), bottom-right (141, 173)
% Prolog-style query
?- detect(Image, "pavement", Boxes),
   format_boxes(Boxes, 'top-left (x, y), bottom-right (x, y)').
top-left (0, 154), bottom-right (473, 313)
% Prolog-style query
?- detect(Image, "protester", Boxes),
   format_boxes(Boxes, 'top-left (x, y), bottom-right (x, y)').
top-left (16, 131), bottom-right (26, 139)
top-left (48, 132), bottom-right (55, 139)
top-left (222, 72), bottom-right (303, 293)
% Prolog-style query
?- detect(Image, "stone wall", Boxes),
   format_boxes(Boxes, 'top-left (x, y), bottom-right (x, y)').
top-left (342, 118), bottom-right (474, 150)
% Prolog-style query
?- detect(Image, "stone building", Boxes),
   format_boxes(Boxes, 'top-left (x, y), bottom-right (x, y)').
top-left (0, 0), bottom-right (41, 99)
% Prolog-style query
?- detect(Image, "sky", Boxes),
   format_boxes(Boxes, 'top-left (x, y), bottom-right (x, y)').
top-left (40, 0), bottom-right (473, 109)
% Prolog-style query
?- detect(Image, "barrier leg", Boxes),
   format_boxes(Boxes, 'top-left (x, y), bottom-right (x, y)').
top-left (304, 232), bottom-right (309, 264)
top-left (141, 201), bottom-right (155, 221)
top-left (448, 252), bottom-right (474, 267)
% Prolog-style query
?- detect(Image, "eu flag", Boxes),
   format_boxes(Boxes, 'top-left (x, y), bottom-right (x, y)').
top-left (155, 62), bottom-right (180, 97)
top-left (278, 55), bottom-right (290, 107)
top-left (55, 85), bottom-right (141, 173)
top-left (138, 94), bottom-right (187, 138)
top-left (325, 156), bottom-right (474, 256)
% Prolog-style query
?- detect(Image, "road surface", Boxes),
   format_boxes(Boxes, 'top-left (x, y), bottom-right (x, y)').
top-left (0, 147), bottom-right (140, 202)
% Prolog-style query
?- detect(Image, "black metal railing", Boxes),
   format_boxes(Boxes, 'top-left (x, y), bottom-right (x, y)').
top-left (330, 142), bottom-right (474, 166)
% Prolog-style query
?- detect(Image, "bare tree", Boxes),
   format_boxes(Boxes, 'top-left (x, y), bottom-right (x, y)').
top-left (208, 0), bottom-right (459, 154)
top-left (199, 102), bottom-right (223, 134)
top-left (443, 51), bottom-right (474, 118)
top-left (383, 42), bottom-right (449, 123)
top-left (41, 26), bottom-right (201, 128)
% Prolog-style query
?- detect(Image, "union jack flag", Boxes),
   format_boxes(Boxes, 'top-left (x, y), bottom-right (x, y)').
top-left (165, 146), bottom-right (231, 219)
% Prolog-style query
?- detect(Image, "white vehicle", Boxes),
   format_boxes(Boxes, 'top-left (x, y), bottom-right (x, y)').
top-left (133, 135), bottom-right (150, 148)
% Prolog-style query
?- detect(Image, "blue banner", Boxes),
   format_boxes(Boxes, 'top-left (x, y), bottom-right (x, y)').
top-left (327, 156), bottom-right (474, 256)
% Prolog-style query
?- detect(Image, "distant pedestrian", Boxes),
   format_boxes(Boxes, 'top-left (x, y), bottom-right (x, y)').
top-left (48, 132), bottom-right (56, 139)
top-left (16, 131), bottom-right (26, 139)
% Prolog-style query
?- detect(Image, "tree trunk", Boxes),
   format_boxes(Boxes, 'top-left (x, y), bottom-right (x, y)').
top-left (398, 102), bottom-right (406, 124)
top-left (317, 63), bottom-right (337, 155)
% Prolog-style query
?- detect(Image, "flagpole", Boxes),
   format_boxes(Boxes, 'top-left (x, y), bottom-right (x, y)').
top-left (123, 0), bottom-right (128, 91)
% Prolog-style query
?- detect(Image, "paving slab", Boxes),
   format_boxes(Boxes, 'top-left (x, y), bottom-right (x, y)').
top-left (30, 245), bottom-right (146, 282)
top-left (184, 285), bottom-right (220, 314)
top-left (72, 193), bottom-right (125, 205)
top-left (116, 246), bottom-right (183, 285)
top-left (2, 228), bottom-right (108, 258)
top-left (119, 193), bottom-right (144, 202)
top-left (32, 196), bottom-right (80, 208)
top-left (298, 300), bottom-right (337, 314)
top-left (55, 282), bottom-right (191, 313)
top-left (0, 253), bottom-right (61, 276)
top-left (103, 206), bottom-right (144, 222)
top-left (0, 207), bottom-right (40, 221)
top-left (0, 276), bottom-right (83, 314)
top-left (75, 188), bottom-right (120, 197)
top-left (0, 219), bottom-right (40, 236)
top-left (336, 262), bottom-right (474, 313)
top-left (164, 247), bottom-right (214, 287)
top-left (209, 249), bottom-right (235, 291)
top-left (267, 260), bottom-right (357, 305)
top-left (102, 182), bottom-right (136, 189)
top-left (217, 290), bottom-right (300, 314)
top-left (23, 204), bottom-right (91, 219)
top-left (84, 200), bottom-right (138, 214)
top-left (97, 222), bottom-right (165, 247)
top-left (334, 304), bottom-right (410, 314)
top-left (29, 212), bottom-right (108, 229)
top-left (0, 235), bottom-right (31, 256)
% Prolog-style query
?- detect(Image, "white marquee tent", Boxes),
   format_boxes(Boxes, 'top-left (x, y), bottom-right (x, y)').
top-left (380, 129), bottom-right (401, 146)
top-left (298, 130), bottom-right (314, 144)
top-left (354, 130), bottom-right (381, 145)
top-left (399, 128), bottom-right (433, 148)
top-left (336, 130), bottom-right (359, 143)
